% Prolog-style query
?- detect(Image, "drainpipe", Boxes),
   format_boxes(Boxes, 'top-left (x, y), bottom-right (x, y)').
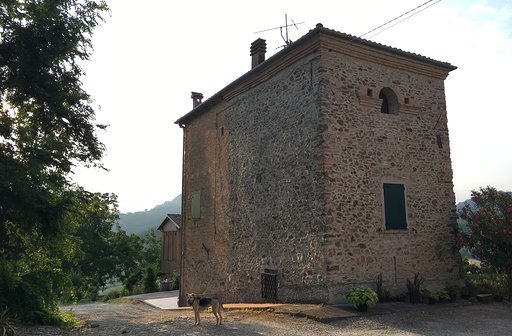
top-left (178, 122), bottom-right (186, 307)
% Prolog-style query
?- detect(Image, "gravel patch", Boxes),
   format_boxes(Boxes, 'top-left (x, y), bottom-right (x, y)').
top-left (16, 300), bottom-right (512, 336)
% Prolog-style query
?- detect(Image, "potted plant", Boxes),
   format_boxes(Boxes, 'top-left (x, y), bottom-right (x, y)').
top-left (421, 289), bottom-right (437, 304)
top-left (406, 272), bottom-right (424, 304)
top-left (346, 287), bottom-right (379, 312)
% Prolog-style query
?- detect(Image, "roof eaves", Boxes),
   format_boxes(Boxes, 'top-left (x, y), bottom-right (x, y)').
top-left (175, 26), bottom-right (320, 126)
top-left (316, 25), bottom-right (457, 71)
top-left (175, 23), bottom-right (456, 125)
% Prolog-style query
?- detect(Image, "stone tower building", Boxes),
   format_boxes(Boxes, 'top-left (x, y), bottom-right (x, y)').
top-left (176, 24), bottom-right (461, 304)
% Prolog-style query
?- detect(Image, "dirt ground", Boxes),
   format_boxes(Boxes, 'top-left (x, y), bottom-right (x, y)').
top-left (17, 300), bottom-right (512, 336)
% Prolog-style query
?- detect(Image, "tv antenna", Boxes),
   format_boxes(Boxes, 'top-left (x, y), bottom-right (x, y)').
top-left (255, 14), bottom-right (304, 47)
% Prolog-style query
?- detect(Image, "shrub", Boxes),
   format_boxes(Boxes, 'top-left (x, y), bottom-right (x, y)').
top-left (143, 267), bottom-right (158, 293)
top-left (458, 187), bottom-right (512, 273)
top-left (170, 272), bottom-right (180, 290)
top-left (346, 287), bottom-right (378, 312)
top-left (444, 284), bottom-right (459, 301)
top-left (102, 288), bottom-right (129, 302)
top-left (465, 273), bottom-right (512, 300)
top-left (58, 310), bottom-right (80, 330)
top-left (0, 308), bottom-right (16, 336)
top-left (124, 269), bottom-right (143, 294)
top-left (504, 274), bottom-right (512, 301)
top-left (435, 289), bottom-right (451, 302)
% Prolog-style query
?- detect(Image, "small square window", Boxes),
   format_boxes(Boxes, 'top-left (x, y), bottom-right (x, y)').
top-left (367, 88), bottom-right (373, 97)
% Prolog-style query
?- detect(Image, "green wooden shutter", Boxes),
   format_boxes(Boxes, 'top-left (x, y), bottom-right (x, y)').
top-left (383, 183), bottom-right (407, 230)
top-left (191, 191), bottom-right (200, 219)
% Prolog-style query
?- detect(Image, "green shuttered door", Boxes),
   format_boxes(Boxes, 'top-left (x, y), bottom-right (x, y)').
top-left (383, 183), bottom-right (407, 230)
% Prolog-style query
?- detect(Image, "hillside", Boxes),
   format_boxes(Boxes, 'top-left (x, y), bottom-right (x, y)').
top-left (117, 194), bottom-right (181, 235)
top-left (117, 196), bottom-right (472, 235)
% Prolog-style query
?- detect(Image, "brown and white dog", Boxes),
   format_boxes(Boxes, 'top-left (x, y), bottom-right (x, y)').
top-left (186, 293), bottom-right (223, 325)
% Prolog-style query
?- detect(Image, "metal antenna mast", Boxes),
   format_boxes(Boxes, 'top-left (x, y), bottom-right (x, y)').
top-left (254, 14), bottom-right (304, 47)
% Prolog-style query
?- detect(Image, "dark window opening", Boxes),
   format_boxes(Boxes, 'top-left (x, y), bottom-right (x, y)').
top-left (383, 183), bottom-right (407, 230)
top-left (379, 92), bottom-right (389, 113)
top-left (437, 134), bottom-right (443, 148)
top-left (220, 126), bottom-right (224, 136)
top-left (379, 88), bottom-right (399, 114)
top-left (367, 88), bottom-right (373, 97)
top-left (404, 97), bottom-right (410, 104)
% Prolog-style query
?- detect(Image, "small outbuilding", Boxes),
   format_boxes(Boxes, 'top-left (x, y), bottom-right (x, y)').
top-left (157, 214), bottom-right (181, 278)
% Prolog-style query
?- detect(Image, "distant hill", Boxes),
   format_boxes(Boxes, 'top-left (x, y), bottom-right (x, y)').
top-left (115, 196), bottom-right (475, 235)
top-left (117, 194), bottom-right (181, 235)
top-left (456, 199), bottom-right (474, 233)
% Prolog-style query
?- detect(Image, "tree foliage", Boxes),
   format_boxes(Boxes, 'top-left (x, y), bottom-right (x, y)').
top-left (458, 186), bottom-right (512, 273)
top-left (0, 0), bottom-right (109, 324)
top-left (61, 189), bottom-right (119, 302)
top-left (117, 229), bottom-right (162, 294)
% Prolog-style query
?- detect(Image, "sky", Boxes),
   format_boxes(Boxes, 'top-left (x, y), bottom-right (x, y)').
top-left (75, 0), bottom-right (512, 213)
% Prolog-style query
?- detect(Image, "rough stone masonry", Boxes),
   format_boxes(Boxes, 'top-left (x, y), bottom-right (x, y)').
top-left (176, 23), bottom-right (462, 305)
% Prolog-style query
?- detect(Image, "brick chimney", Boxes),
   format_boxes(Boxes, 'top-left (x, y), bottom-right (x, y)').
top-left (250, 38), bottom-right (267, 69)
top-left (191, 92), bottom-right (203, 108)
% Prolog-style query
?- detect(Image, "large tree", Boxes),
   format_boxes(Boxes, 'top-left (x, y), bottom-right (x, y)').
top-left (0, 0), bottom-right (109, 323)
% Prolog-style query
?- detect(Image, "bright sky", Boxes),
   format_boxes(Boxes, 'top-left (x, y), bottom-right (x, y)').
top-left (75, 0), bottom-right (512, 213)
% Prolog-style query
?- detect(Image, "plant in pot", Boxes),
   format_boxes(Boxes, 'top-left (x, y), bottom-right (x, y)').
top-left (406, 272), bottom-right (424, 304)
top-left (375, 273), bottom-right (390, 302)
top-left (346, 287), bottom-right (379, 312)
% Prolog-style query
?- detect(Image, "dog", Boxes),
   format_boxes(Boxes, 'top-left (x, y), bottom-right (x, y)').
top-left (186, 293), bottom-right (223, 325)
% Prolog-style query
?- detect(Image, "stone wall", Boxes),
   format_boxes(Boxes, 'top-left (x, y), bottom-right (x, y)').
top-left (318, 49), bottom-right (461, 302)
top-left (180, 30), bottom-right (461, 304)
top-left (223, 51), bottom-right (328, 303)
top-left (180, 108), bottom-right (231, 302)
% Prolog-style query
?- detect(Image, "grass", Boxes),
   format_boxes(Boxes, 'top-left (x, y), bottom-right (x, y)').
top-left (106, 297), bottom-right (139, 304)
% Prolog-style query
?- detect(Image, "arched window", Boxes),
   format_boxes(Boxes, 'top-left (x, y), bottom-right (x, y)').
top-left (379, 87), bottom-right (399, 114)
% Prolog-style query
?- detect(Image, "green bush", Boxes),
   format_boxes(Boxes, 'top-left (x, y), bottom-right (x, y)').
top-left (346, 287), bottom-right (378, 311)
top-left (143, 267), bottom-right (158, 293)
top-left (170, 272), bottom-right (180, 290)
top-left (58, 310), bottom-right (80, 330)
top-left (434, 289), bottom-right (451, 302)
top-left (124, 269), bottom-right (143, 294)
top-left (102, 288), bottom-right (129, 302)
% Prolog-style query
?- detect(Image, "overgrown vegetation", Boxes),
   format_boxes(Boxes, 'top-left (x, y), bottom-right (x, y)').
top-left (457, 187), bottom-right (512, 301)
top-left (462, 264), bottom-right (512, 301)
